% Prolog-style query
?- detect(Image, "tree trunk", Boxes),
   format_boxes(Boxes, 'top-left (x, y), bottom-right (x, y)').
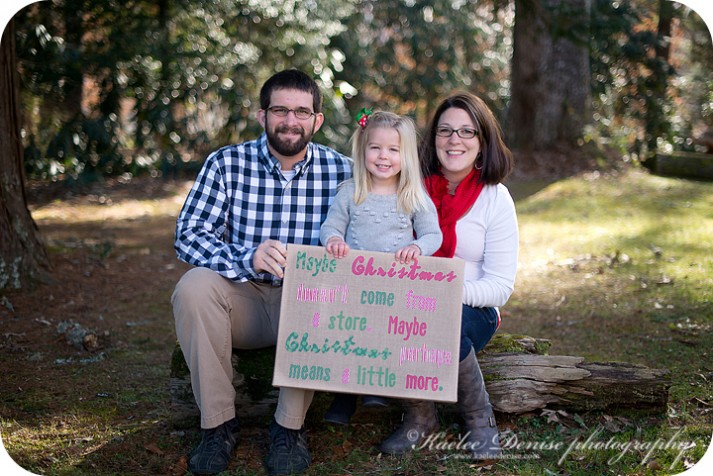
top-left (643, 0), bottom-right (674, 157)
top-left (61, 0), bottom-right (85, 121)
top-left (507, 0), bottom-right (592, 152)
top-left (156, 0), bottom-right (179, 175)
top-left (0, 19), bottom-right (51, 291)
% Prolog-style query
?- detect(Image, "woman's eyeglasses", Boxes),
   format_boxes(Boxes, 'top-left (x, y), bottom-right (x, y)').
top-left (435, 126), bottom-right (479, 139)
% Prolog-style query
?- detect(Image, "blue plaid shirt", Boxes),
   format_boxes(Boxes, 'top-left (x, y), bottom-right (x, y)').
top-left (175, 133), bottom-right (352, 284)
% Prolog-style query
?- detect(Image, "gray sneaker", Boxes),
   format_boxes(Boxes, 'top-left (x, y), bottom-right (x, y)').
top-left (265, 420), bottom-right (310, 475)
top-left (188, 417), bottom-right (240, 475)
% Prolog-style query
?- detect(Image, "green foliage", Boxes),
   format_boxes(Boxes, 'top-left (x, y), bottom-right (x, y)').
top-left (331, 0), bottom-right (513, 123)
top-left (14, 0), bottom-right (358, 180)
top-left (587, 0), bottom-right (713, 163)
top-left (11, 0), bottom-right (713, 180)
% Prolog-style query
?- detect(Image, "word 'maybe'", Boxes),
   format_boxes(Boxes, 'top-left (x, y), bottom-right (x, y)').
top-left (295, 251), bottom-right (336, 277)
top-left (387, 315), bottom-right (427, 341)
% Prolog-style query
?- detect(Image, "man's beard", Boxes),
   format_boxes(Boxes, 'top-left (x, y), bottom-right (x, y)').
top-left (266, 122), bottom-right (314, 157)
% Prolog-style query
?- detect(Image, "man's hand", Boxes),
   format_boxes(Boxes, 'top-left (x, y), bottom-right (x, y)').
top-left (253, 239), bottom-right (287, 278)
top-left (325, 236), bottom-right (350, 259)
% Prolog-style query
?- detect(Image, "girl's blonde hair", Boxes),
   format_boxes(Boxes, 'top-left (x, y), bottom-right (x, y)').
top-left (350, 111), bottom-right (429, 214)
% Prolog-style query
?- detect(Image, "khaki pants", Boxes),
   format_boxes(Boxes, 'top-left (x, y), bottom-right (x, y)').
top-left (172, 267), bottom-right (314, 429)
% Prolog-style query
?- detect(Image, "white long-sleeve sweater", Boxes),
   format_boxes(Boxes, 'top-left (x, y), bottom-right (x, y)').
top-left (456, 183), bottom-right (519, 308)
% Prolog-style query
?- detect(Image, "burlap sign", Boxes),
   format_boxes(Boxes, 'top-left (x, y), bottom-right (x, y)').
top-left (273, 244), bottom-right (464, 402)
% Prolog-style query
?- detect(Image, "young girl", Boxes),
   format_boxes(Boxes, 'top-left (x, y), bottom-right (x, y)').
top-left (319, 110), bottom-right (442, 424)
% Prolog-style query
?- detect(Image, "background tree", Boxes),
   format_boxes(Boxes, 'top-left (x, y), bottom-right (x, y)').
top-left (679, 3), bottom-right (713, 151)
top-left (2, 0), bottom-right (711, 291)
top-left (1, 18), bottom-right (50, 291)
top-left (7, 0), bottom-right (713, 182)
top-left (586, 0), bottom-right (706, 163)
top-left (644, 0), bottom-right (675, 158)
top-left (507, 0), bottom-right (592, 156)
top-left (332, 0), bottom-right (513, 126)
top-left (14, 0), bottom-right (356, 179)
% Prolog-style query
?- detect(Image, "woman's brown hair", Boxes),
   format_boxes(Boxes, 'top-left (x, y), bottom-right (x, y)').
top-left (420, 92), bottom-right (514, 185)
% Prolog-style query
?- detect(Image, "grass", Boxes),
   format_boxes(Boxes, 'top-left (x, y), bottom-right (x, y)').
top-left (1, 167), bottom-right (712, 475)
top-left (504, 171), bottom-right (712, 397)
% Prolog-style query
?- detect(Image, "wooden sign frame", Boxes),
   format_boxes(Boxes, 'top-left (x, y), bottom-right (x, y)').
top-left (273, 244), bottom-right (464, 402)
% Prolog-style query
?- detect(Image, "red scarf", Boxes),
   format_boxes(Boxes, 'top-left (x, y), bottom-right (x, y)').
top-left (425, 168), bottom-right (484, 258)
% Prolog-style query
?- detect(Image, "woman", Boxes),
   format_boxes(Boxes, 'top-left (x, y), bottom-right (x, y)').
top-left (378, 92), bottom-right (519, 459)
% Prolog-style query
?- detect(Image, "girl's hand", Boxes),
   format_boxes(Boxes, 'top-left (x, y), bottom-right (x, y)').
top-left (326, 237), bottom-right (350, 259)
top-left (395, 244), bottom-right (421, 264)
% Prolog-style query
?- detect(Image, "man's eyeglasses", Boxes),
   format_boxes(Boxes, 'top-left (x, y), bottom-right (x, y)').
top-left (435, 126), bottom-right (479, 139)
top-left (267, 106), bottom-right (315, 120)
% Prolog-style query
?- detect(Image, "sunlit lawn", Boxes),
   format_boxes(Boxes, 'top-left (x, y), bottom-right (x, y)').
top-left (506, 170), bottom-right (712, 371)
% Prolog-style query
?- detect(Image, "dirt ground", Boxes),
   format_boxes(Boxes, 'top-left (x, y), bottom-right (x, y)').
top-left (1, 178), bottom-right (205, 474)
top-left (2, 178), bottom-right (416, 475)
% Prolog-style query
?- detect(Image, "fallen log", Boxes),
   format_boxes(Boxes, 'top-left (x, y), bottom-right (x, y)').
top-left (482, 354), bottom-right (670, 413)
top-left (169, 334), bottom-right (670, 419)
top-left (644, 151), bottom-right (713, 179)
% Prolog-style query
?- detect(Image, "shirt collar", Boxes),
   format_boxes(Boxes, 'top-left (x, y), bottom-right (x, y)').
top-left (257, 132), bottom-right (313, 176)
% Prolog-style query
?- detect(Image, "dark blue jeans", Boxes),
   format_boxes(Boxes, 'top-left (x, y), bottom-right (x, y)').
top-left (460, 305), bottom-right (499, 361)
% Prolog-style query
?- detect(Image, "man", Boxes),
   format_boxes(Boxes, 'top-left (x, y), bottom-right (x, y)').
top-left (172, 69), bottom-right (352, 475)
